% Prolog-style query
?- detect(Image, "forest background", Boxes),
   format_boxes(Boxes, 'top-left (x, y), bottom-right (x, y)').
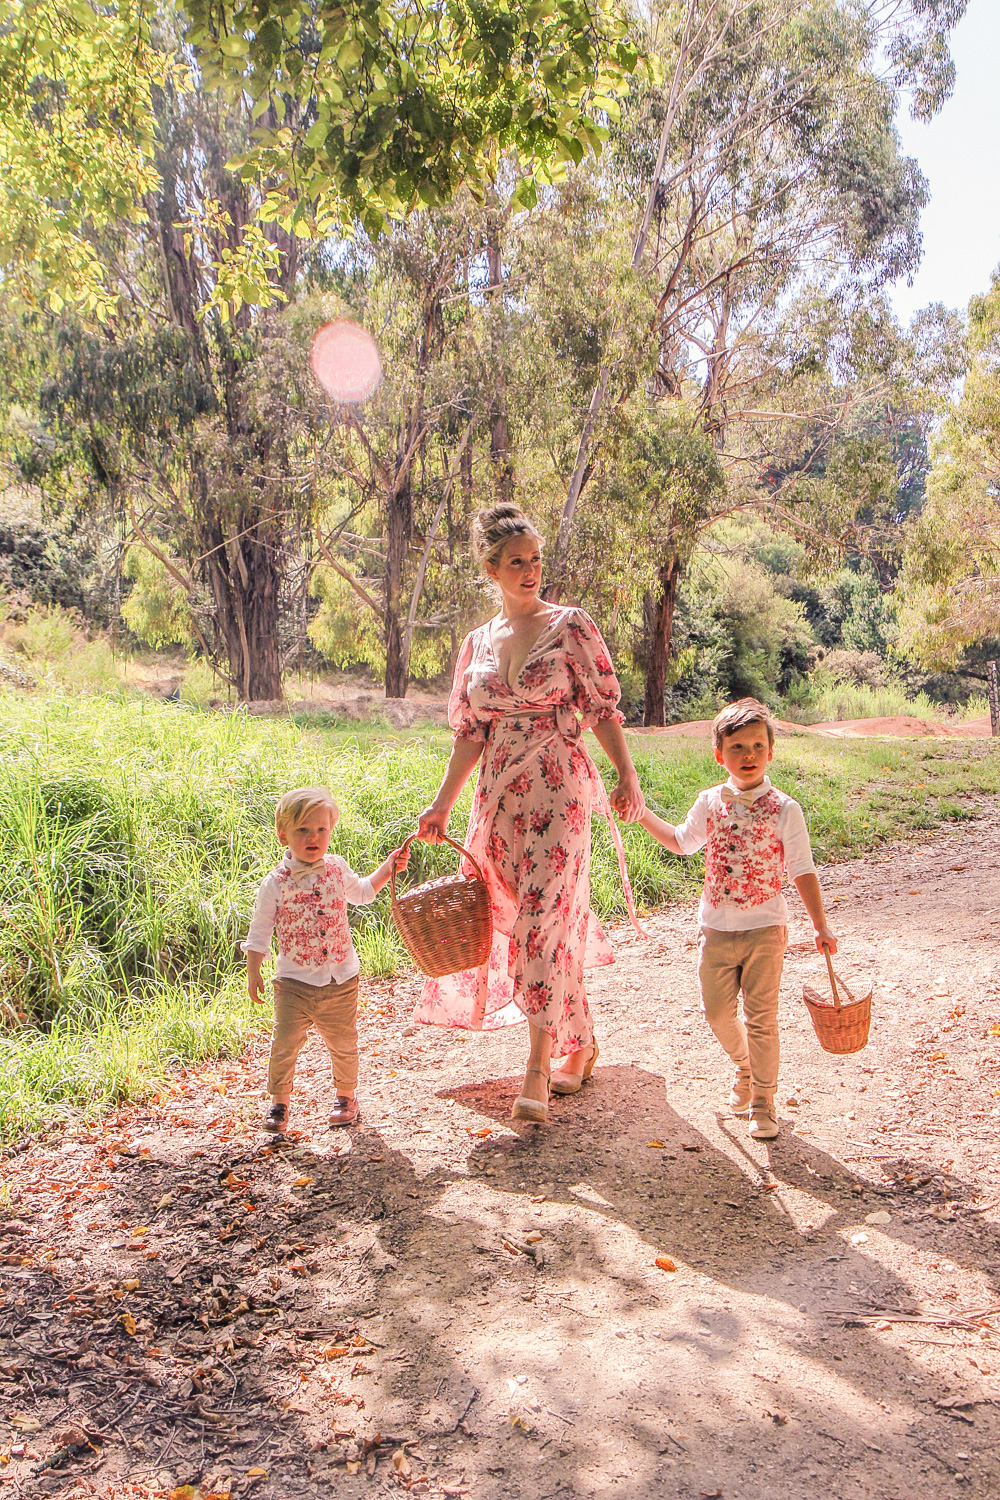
top-left (2, 0), bottom-right (998, 728)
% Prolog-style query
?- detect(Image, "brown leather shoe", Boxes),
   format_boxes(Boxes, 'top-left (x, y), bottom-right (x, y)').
top-left (330, 1095), bottom-right (360, 1127)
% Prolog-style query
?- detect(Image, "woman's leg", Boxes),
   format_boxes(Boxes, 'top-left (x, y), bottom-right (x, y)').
top-left (519, 1021), bottom-right (553, 1103)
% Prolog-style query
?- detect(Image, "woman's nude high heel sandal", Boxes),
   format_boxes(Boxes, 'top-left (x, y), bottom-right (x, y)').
top-left (511, 1067), bottom-right (550, 1123)
top-left (549, 1040), bottom-right (599, 1096)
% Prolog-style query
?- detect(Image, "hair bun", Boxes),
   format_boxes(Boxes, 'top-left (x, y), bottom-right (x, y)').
top-left (472, 504), bottom-right (542, 569)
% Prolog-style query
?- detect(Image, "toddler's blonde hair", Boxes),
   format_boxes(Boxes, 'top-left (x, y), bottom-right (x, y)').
top-left (274, 785), bottom-right (339, 837)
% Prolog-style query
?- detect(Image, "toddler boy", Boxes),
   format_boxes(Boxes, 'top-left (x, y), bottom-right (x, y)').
top-left (243, 786), bottom-right (407, 1133)
top-left (639, 699), bottom-right (836, 1139)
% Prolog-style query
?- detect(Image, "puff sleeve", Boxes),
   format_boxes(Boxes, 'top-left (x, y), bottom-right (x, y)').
top-left (565, 610), bottom-right (625, 728)
top-left (448, 629), bottom-right (489, 744)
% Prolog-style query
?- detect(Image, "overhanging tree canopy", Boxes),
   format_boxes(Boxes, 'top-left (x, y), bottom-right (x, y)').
top-left (185, 0), bottom-right (643, 236)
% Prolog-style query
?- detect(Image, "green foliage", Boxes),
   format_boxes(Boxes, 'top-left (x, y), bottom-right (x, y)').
top-left (2, 603), bottom-right (120, 690)
top-left (0, 0), bottom-right (170, 319)
top-left (122, 548), bottom-right (194, 652)
top-left (898, 266), bottom-right (1000, 669)
top-left (184, 0), bottom-right (646, 254)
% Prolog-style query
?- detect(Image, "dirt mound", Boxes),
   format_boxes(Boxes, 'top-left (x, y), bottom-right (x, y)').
top-left (633, 713), bottom-right (994, 740)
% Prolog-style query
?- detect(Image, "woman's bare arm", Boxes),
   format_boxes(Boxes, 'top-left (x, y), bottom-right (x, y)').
top-left (416, 738), bottom-right (485, 842)
top-left (591, 718), bottom-right (645, 821)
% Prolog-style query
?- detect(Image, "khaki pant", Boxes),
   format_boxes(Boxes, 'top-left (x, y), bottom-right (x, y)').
top-left (268, 974), bottom-right (359, 1096)
top-left (697, 925), bottom-right (787, 1096)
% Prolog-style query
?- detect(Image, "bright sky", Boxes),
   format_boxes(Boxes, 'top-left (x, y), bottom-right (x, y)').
top-left (890, 0), bottom-right (1000, 325)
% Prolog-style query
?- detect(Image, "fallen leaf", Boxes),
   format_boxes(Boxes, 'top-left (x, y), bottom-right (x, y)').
top-left (9, 1414), bottom-right (41, 1433)
top-left (246, 1468), bottom-right (268, 1480)
top-left (293, 1175), bottom-right (313, 1187)
top-left (121, 1313), bottom-right (137, 1335)
top-left (646, 1140), bottom-right (666, 1149)
top-left (157, 1193), bottom-right (175, 1210)
top-left (131, 1225), bottom-right (149, 1236)
top-left (392, 1449), bottom-right (412, 1476)
top-left (989, 1025), bottom-right (1000, 1039)
top-left (770, 1409), bottom-right (789, 1425)
top-left (467, 1127), bottom-right (492, 1139)
top-left (524, 1231), bottom-right (543, 1244)
top-left (655, 1256), bottom-right (677, 1272)
top-left (55, 1425), bottom-right (89, 1448)
top-left (509, 1414), bottom-right (533, 1434)
top-left (682, 1143), bottom-right (702, 1152)
top-left (123, 1278), bottom-right (140, 1291)
top-left (346, 1460), bottom-right (361, 1475)
top-left (169, 1488), bottom-right (203, 1500)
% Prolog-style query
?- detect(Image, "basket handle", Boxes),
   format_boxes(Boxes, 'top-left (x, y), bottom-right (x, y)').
top-left (823, 946), bottom-right (842, 1011)
top-left (390, 831), bottom-right (488, 903)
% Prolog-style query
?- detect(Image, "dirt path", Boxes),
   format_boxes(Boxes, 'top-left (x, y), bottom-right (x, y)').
top-left (3, 820), bottom-right (1000, 1500)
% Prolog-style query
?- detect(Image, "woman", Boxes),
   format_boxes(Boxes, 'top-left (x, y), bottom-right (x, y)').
top-left (414, 503), bottom-right (646, 1121)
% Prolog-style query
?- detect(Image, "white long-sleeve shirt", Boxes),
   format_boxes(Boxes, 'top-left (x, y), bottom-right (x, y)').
top-left (242, 854), bottom-right (376, 985)
top-left (674, 775), bottom-right (817, 932)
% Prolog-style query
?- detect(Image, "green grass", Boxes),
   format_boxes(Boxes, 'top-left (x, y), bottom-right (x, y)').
top-left (2, 687), bottom-right (998, 1141)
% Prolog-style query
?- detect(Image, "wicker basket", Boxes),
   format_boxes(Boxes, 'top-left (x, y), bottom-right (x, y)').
top-left (390, 833), bottom-right (493, 978)
top-left (802, 951), bottom-right (872, 1055)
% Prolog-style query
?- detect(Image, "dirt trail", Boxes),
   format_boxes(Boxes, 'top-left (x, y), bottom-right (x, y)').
top-left (3, 821), bottom-right (1000, 1500)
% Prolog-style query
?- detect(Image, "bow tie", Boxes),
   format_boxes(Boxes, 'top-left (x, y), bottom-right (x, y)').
top-left (720, 787), bottom-right (759, 811)
top-left (284, 854), bottom-right (327, 886)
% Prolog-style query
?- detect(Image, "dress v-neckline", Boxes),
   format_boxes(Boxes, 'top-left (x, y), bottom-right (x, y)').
top-left (487, 605), bottom-right (565, 690)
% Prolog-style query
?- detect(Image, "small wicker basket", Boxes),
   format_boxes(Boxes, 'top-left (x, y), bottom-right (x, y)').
top-left (390, 833), bottom-right (493, 978)
top-left (802, 951), bottom-right (872, 1055)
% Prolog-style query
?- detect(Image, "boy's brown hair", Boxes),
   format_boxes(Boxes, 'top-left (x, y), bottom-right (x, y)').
top-left (712, 698), bottom-right (775, 751)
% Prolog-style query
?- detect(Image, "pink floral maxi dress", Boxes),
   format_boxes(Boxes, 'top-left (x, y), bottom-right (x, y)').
top-left (413, 607), bottom-right (643, 1059)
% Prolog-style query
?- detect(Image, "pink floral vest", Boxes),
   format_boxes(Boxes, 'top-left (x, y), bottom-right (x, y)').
top-left (704, 789), bottom-right (785, 909)
top-left (274, 857), bottom-right (350, 969)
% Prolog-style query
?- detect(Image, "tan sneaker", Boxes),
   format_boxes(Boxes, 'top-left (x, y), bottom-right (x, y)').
top-left (729, 1068), bottom-right (752, 1115)
top-left (749, 1097), bottom-right (778, 1140)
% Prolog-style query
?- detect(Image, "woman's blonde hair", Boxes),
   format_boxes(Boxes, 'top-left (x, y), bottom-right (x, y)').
top-left (274, 785), bottom-right (339, 836)
top-left (471, 503), bottom-right (543, 571)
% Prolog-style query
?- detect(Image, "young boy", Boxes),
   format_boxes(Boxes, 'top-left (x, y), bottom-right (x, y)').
top-left (639, 699), bottom-right (836, 1140)
top-left (243, 786), bottom-right (408, 1134)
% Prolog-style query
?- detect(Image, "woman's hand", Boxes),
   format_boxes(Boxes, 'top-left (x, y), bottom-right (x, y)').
top-left (610, 772), bottom-right (645, 823)
top-left (416, 803), bottom-right (451, 844)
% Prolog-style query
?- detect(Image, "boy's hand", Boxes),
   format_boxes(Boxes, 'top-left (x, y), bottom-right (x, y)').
top-left (814, 926), bottom-right (837, 956)
top-left (610, 772), bottom-right (645, 823)
top-left (247, 959), bottom-right (266, 1005)
top-left (390, 845), bottom-right (411, 873)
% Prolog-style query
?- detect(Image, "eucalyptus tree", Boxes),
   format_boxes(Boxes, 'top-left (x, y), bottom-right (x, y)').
top-left (541, 0), bottom-right (967, 723)
top-left (898, 272), bottom-right (1000, 674)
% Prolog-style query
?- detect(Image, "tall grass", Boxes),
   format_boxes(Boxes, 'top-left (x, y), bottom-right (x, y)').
top-left (2, 687), bottom-right (997, 1140)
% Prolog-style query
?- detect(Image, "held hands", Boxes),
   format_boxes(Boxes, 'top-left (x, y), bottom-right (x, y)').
top-left (390, 844), bottom-right (411, 873)
top-left (416, 803), bottom-right (450, 844)
top-left (610, 774), bottom-right (645, 823)
top-left (815, 926), bottom-right (838, 957)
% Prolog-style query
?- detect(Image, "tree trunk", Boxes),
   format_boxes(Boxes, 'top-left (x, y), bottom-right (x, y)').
top-left (642, 552), bottom-right (683, 727)
top-left (201, 509), bottom-right (284, 701)
top-left (384, 462), bottom-right (412, 699)
top-left (486, 218), bottom-right (514, 502)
